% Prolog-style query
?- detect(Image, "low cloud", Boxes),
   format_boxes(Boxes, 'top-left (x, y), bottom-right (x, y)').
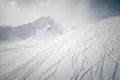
top-left (0, 0), bottom-right (119, 28)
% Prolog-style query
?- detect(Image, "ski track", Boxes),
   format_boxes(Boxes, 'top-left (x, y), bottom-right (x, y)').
top-left (0, 17), bottom-right (120, 80)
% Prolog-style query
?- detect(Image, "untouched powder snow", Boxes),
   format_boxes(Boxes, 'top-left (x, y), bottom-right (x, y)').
top-left (0, 16), bottom-right (120, 80)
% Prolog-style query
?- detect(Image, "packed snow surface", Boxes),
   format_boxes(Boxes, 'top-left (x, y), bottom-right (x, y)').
top-left (0, 16), bottom-right (120, 80)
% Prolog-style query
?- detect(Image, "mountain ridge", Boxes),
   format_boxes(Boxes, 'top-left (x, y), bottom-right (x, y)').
top-left (0, 16), bottom-right (64, 41)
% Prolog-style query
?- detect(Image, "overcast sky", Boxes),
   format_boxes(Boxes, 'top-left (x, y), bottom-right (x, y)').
top-left (0, 0), bottom-right (120, 28)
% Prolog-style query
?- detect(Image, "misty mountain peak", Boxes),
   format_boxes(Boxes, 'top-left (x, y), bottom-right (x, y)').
top-left (36, 16), bottom-right (55, 23)
top-left (0, 16), bottom-right (65, 41)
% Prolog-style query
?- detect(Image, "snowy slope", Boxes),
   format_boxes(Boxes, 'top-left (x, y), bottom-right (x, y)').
top-left (0, 16), bottom-right (120, 80)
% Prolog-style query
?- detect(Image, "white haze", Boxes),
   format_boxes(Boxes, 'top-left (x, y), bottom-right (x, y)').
top-left (0, 0), bottom-right (110, 28)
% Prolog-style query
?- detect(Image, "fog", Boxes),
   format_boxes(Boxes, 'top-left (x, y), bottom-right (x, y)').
top-left (0, 0), bottom-right (120, 28)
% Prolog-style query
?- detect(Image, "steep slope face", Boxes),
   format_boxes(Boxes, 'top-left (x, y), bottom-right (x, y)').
top-left (0, 16), bottom-right (120, 80)
top-left (15, 16), bottom-right (64, 39)
top-left (0, 26), bottom-right (13, 41)
top-left (0, 16), bottom-right (64, 41)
